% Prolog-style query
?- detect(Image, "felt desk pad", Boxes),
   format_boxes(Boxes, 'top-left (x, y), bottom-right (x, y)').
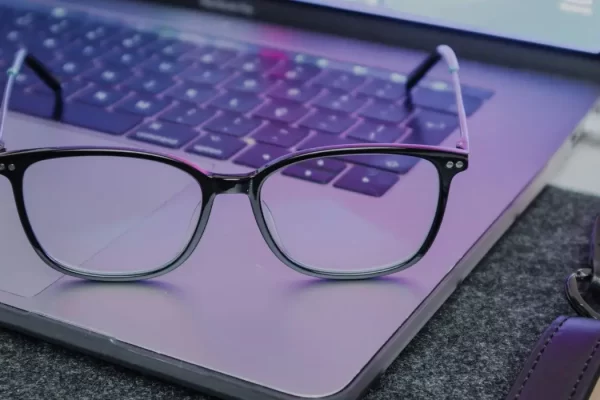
top-left (0, 186), bottom-right (596, 400)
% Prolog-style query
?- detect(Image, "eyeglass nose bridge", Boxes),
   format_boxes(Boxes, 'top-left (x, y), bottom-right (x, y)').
top-left (210, 173), bottom-right (254, 195)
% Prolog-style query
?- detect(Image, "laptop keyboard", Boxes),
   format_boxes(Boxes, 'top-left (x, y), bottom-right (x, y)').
top-left (0, 3), bottom-right (495, 197)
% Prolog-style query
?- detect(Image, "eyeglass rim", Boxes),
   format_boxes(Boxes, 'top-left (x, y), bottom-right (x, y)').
top-left (250, 144), bottom-right (464, 279)
top-left (0, 144), bottom-right (465, 281)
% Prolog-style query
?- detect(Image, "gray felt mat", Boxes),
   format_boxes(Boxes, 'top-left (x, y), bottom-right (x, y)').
top-left (0, 186), bottom-right (597, 400)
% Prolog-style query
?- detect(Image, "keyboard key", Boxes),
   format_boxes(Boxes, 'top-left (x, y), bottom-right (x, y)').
top-left (234, 144), bottom-right (290, 168)
top-left (459, 85), bottom-right (495, 100)
top-left (32, 80), bottom-right (88, 97)
top-left (109, 31), bottom-right (158, 52)
top-left (2, 28), bottom-right (24, 45)
top-left (180, 66), bottom-right (233, 86)
top-left (51, 59), bottom-right (95, 78)
top-left (252, 124), bottom-right (309, 148)
top-left (254, 101), bottom-right (309, 124)
top-left (44, 17), bottom-right (79, 36)
top-left (155, 41), bottom-right (197, 58)
top-left (302, 157), bottom-right (346, 173)
top-left (84, 67), bottom-right (128, 86)
top-left (268, 83), bottom-right (321, 103)
top-left (300, 111), bottom-right (357, 134)
top-left (123, 74), bottom-right (175, 95)
top-left (312, 70), bottom-right (366, 91)
top-left (210, 92), bottom-right (263, 113)
top-left (190, 47), bottom-right (238, 66)
top-left (79, 24), bottom-right (119, 44)
top-left (65, 102), bottom-right (143, 135)
top-left (10, 90), bottom-right (55, 119)
top-left (420, 79), bottom-right (495, 100)
top-left (165, 84), bottom-right (217, 104)
top-left (14, 12), bottom-right (48, 31)
top-left (346, 153), bottom-right (419, 174)
top-left (312, 91), bottom-right (366, 113)
top-left (160, 104), bottom-right (216, 126)
top-left (141, 58), bottom-right (193, 75)
top-left (288, 52), bottom-right (325, 66)
top-left (29, 36), bottom-right (69, 61)
top-left (358, 79), bottom-right (405, 101)
top-left (334, 166), bottom-right (399, 197)
top-left (187, 133), bottom-right (247, 160)
top-left (369, 70), bottom-right (408, 85)
top-left (410, 88), bottom-right (482, 116)
top-left (204, 113), bottom-right (262, 137)
top-left (47, 7), bottom-right (86, 23)
top-left (34, 36), bottom-right (66, 52)
top-left (226, 74), bottom-right (276, 94)
top-left (270, 62), bottom-right (322, 82)
top-left (404, 110), bottom-right (458, 146)
top-left (130, 121), bottom-right (198, 149)
top-left (296, 134), bottom-right (358, 151)
top-left (229, 54), bottom-right (280, 73)
top-left (63, 43), bottom-right (105, 61)
top-left (10, 11), bottom-right (39, 29)
top-left (74, 86), bottom-right (126, 107)
top-left (116, 95), bottom-right (170, 117)
top-left (12, 69), bottom-right (41, 87)
top-left (359, 101), bottom-right (411, 124)
top-left (282, 163), bottom-right (339, 184)
top-left (102, 50), bottom-right (148, 68)
top-left (347, 122), bottom-right (405, 143)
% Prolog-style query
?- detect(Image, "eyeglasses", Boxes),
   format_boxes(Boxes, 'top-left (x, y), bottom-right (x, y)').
top-left (0, 45), bottom-right (470, 282)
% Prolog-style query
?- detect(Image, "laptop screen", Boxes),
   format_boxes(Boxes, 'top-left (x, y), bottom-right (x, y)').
top-left (292, 0), bottom-right (600, 54)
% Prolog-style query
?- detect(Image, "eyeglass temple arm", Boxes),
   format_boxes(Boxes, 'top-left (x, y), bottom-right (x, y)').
top-left (0, 48), bottom-right (63, 153)
top-left (405, 45), bottom-right (470, 152)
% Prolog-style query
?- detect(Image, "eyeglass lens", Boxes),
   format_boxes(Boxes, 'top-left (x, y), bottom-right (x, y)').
top-left (260, 153), bottom-right (440, 274)
top-left (22, 156), bottom-right (203, 276)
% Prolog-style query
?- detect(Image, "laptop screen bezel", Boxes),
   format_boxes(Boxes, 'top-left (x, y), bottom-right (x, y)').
top-left (129, 0), bottom-right (600, 81)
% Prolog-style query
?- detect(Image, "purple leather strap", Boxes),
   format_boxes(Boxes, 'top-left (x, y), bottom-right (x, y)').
top-left (506, 316), bottom-right (600, 400)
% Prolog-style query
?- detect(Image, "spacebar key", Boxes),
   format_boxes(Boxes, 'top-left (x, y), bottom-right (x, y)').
top-left (63, 102), bottom-right (144, 136)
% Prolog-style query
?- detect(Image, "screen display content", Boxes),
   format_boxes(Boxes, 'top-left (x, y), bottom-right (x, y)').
top-left (293, 0), bottom-right (600, 53)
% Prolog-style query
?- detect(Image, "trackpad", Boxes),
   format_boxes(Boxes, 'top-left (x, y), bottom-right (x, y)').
top-left (0, 177), bottom-right (63, 297)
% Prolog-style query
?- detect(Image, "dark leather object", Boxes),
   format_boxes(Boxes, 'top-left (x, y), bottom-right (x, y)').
top-left (505, 316), bottom-right (600, 400)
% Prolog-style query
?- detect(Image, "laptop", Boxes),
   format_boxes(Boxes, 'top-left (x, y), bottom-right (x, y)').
top-left (0, 0), bottom-right (599, 399)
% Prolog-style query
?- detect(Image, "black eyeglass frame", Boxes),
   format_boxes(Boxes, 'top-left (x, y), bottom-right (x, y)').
top-left (0, 47), bottom-right (470, 282)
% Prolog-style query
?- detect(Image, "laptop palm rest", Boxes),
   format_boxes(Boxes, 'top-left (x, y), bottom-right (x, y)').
top-left (25, 194), bottom-right (426, 398)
